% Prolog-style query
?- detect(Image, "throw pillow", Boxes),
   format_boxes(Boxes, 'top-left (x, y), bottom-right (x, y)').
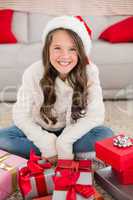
top-left (99, 16), bottom-right (133, 43)
top-left (0, 9), bottom-right (17, 44)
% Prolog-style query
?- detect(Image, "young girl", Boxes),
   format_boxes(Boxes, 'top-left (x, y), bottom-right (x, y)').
top-left (0, 16), bottom-right (113, 164)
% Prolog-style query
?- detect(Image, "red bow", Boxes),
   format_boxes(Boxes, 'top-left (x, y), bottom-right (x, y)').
top-left (53, 171), bottom-right (94, 200)
top-left (18, 150), bottom-right (52, 196)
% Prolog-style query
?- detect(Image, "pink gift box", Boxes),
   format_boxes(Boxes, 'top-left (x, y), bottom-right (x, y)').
top-left (0, 149), bottom-right (27, 200)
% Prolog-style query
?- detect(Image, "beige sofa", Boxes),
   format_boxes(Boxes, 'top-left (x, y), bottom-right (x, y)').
top-left (0, 11), bottom-right (133, 101)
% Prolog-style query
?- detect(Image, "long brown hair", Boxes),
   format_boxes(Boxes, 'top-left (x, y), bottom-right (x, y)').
top-left (40, 28), bottom-right (90, 124)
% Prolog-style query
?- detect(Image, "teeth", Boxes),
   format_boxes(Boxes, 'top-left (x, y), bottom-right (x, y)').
top-left (59, 61), bottom-right (70, 66)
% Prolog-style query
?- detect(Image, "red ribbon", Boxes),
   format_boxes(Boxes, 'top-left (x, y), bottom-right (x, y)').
top-left (53, 170), bottom-right (95, 200)
top-left (18, 150), bottom-right (52, 197)
top-left (57, 159), bottom-right (92, 171)
top-left (53, 159), bottom-right (94, 200)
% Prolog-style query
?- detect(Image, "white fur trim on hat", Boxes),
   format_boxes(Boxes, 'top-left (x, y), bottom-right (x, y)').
top-left (42, 15), bottom-right (92, 57)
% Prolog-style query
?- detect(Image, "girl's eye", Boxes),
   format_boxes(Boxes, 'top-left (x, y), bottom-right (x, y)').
top-left (69, 48), bottom-right (76, 51)
top-left (54, 47), bottom-right (60, 50)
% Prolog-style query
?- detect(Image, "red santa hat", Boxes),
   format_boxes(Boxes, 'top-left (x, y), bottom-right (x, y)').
top-left (75, 15), bottom-right (92, 38)
top-left (42, 15), bottom-right (92, 57)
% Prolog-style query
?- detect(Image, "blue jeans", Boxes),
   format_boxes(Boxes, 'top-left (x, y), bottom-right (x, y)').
top-left (0, 125), bottom-right (113, 159)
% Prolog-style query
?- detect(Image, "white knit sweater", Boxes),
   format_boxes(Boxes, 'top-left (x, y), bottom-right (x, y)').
top-left (12, 60), bottom-right (105, 159)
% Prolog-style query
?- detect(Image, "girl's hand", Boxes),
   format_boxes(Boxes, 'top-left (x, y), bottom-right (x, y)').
top-left (45, 155), bottom-right (58, 165)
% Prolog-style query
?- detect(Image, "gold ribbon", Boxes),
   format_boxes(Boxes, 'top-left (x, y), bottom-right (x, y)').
top-left (0, 152), bottom-right (17, 192)
top-left (0, 152), bottom-right (10, 162)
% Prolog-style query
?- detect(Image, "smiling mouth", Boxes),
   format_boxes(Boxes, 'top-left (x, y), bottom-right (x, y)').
top-left (58, 61), bottom-right (71, 67)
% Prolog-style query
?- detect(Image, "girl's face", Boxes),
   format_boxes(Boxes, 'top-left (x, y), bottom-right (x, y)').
top-left (49, 30), bottom-right (78, 80)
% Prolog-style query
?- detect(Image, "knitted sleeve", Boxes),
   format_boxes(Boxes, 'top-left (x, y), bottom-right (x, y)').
top-left (12, 62), bottom-right (57, 158)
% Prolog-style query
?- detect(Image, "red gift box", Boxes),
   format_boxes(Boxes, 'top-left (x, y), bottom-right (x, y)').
top-left (32, 189), bottom-right (104, 200)
top-left (95, 135), bottom-right (133, 171)
top-left (18, 150), bottom-right (55, 199)
top-left (113, 168), bottom-right (133, 185)
top-left (53, 159), bottom-right (95, 200)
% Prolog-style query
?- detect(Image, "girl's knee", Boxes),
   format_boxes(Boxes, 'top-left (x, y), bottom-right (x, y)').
top-left (0, 137), bottom-right (14, 151)
top-left (0, 126), bottom-right (15, 135)
top-left (91, 125), bottom-right (114, 140)
top-left (100, 127), bottom-right (113, 140)
top-left (0, 125), bottom-right (25, 138)
top-left (101, 126), bottom-right (114, 138)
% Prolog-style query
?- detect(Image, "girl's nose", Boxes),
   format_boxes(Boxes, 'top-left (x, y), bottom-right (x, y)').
top-left (60, 49), bottom-right (69, 58)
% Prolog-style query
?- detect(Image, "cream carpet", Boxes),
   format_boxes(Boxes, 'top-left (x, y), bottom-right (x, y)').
top-left (0, 100), bottom-right (132, 200)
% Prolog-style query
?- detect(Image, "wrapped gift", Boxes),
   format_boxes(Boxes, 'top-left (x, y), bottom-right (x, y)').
top-left (18, 150), bottom-right (55, 200)
top-left (0, 149), bottom-right (27, 200)
top-left (32, 189), bottom-right (104, 200)
top-left (95, 135), bottom-right (133, 171)
top-left (53, 159), bottom-right (95, 200)
top-left (113, 168), bottom-right (133, 185)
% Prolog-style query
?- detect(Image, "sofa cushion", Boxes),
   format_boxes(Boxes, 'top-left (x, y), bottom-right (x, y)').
top-left (91, 41), bottom-right (133, 64)
top-left (12, 11), bottom-right (28, 43)
top-left (0, 43), bottom-right (42, 101)
top-left (0, 44), bottom-right (24, 68)
top-left (107, 16), bottom-right (128, 27)
top-left (99, 16), bottom-right (133, 43)
top-left (28, 13), bottom-right (54, 43)
top-left (0, 43), bottom-right (42, 69)
top-left (84, 16), bottom-right (108, 40)
top-left (0, 9), bottom-right (17, 44)
top-left (16, 43), bottom-right (43, 66)
top-left (84, 16), bottom-right (129, 41)
top-left (99, 63), bottom-right (133, 90)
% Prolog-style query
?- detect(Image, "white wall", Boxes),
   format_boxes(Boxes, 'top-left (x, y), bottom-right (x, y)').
top-left (0, 0), bottom-right (133, 15)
